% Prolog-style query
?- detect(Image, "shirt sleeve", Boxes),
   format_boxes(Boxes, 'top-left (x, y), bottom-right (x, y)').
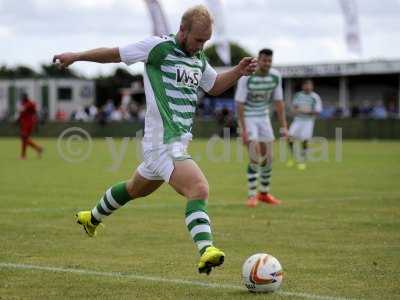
top-left (314, 93), bottom-right (323, 113)
top-left (199, 61), bottom-right (218, 92)
top-left (119, 36), bottom-right (164, 65)
top-left (234, 76), bottom-right (248, 103)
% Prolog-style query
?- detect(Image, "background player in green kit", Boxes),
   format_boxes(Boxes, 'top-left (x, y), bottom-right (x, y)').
top-left (287, 79), bottom-right (322, 170)
top-left (235, 49), bottom-right (288, 208)
top-left (52, 5), bottom-right (257, 275)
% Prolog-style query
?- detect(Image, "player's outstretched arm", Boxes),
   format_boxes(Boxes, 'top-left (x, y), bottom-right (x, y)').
top-left (208, 57), bottom-right (257, 96)
top-left (53, 47), bottom-right (121, 69)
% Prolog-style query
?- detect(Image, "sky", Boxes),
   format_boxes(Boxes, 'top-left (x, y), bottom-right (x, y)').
top-left (1, 0), bottom-right (400, 77)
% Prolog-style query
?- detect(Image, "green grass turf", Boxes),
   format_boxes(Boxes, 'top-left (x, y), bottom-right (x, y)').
top-left (0, 137), bottom-right (399, 299)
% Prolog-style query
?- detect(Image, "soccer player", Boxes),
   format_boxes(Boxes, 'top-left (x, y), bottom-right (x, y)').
top-left (18, 93), bottom-right (43, 159)
top-left (287, 79), bottom-right (322, 170)
top-left (234, 49), bottom-right (288, 208)
top-left (53, 5), bottom-right (257, 275)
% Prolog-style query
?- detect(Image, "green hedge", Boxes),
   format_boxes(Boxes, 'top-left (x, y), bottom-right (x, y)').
top-left (1, 119), bottom-right (399, 139)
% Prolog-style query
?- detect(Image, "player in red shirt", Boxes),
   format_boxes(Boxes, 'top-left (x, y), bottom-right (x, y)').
top-left (19, 94), bottom-right (43, 159)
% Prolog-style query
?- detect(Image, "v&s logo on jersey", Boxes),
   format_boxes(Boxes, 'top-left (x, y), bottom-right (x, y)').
top-left (175, 65), bottom-right (200, 88)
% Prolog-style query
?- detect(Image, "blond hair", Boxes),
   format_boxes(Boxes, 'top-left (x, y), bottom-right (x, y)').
top-left (181, 5), bottom-right (213, 30)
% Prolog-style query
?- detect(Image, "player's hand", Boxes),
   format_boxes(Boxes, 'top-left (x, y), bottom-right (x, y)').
top-left (300, 109), bottom-right (312, 114)
top-left (52, 52), bottom-right (78, 69)
top-left (279, 127), bottom-right (289, 139)
top-left (238, 57), bottom-right (258, 76)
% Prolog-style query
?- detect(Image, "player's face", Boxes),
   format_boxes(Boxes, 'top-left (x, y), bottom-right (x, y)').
top-left (302, 82), bottom-right (314, 93)
top-left (182, 23), bottom-right (212, 56)
top-left (258, 54), bottom-right (272, 73)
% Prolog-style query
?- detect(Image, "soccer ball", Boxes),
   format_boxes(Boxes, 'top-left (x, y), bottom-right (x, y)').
top-left (242, 253), bottom-right (283, 293)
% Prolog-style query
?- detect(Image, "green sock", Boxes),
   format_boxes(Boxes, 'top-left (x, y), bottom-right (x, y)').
top-left (247, 163), bottom-right (259, 197)
top-left (91, 182), bottom-right (132, 223)
top-left (185, 199), bottom-right (213, 255)
top-left (259, 164), bottom-right (272, 193)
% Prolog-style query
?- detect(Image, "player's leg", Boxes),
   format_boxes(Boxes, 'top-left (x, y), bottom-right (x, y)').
top-left (91, 171), bottom-right (164, 223)
top-left (24, 123), bottom-right (43, 155)
top-left (302, 140), bottom-right (309, 160)
top-left (287, 121), bottom-right (299, 167)
top-left (20, 136), bottom-right (28, 159)
top-left (258, 140), bottom-right (273, 194)
top-left (296, 140), bottom-right (308, 170)
top-left (20, 126), bottom-right (29, 159)
top-left (169, 159), bottom-right (225, 274)
top-left (246, 140), bottom-right (260, 207)
top-left (244, 118), bottom-right (260, 207)
top-left (77, 171), bottom-right (163, 236)
top-left (287, 122), bottom-right (295, 156)
top-left (26, 137), bottom-right (43, 153)
top-left (288, 138), bottom-right (294, 156)
top-left (286, 137), bottom-right (295, 167)
top-left (257, 141), bottom-right (280, 205)
top-left (297, 120), bottom-right (313, 170)
top-left (257, 118), bottom-right (281, 205)
top-left (286, 122), bottom-right (295, 167)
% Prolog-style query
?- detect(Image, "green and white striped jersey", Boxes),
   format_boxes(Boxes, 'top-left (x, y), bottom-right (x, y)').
top-left (234, 68), bottom-right (283, 118)
top-left (119, 35), bottom-right (217, 146)
top-left (292, 91), bottom-right (322, 120)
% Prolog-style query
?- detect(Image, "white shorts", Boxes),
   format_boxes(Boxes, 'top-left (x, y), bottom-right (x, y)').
top-left (137, 141), bottom-right (191, 183)
top-left (244, 116), bottom-right (275, 142)
top-left (289, 118), bottom-right (315, 141)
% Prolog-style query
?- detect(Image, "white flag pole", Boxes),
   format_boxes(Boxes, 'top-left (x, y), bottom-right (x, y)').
top-left (339, 0), bottom-right (362, 57)
top-left (144, 0), bottom-right (171, 36)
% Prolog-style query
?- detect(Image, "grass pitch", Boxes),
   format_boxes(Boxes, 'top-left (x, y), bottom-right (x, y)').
top-left (0, 138), bottom-right (399, 299)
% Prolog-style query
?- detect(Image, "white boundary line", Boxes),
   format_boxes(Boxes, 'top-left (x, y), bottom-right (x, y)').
top-left (0, 262), bottom-right (357, 300)
top-left (0, 196), bottom-right (366, 213)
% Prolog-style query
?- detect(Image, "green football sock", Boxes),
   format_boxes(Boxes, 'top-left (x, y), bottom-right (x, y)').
top-left (259, 164), bottom-right (272, 193)
top-left (91, 182), bottom-right (132, 223)
top-left (247, 162), bottom-right (259, 197)
top-left (185, 199), bottom-right (213, 255)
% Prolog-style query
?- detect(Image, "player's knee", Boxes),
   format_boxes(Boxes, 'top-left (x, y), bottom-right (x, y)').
top-left (189, 182), bottom-right (209, 200)
top-left (261, 154), bottom-right (273, 167)
top-left (125, 180), bottom-right (137, 199)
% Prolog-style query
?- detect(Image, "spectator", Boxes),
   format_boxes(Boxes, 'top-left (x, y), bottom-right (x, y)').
top-left (73, 107), bottom-right (89, 121)
top-left (110, 107), bottom-right (123, 121)
top-left (128, 101), bottom-right (139, 120)
top-left (216, 106), bottom-right (235, 137)
top-left (55, 108), bottom-right (67, 121)
top-left (370, 101), bottom-right (387, 119)
top-left (320, 103), bottom-right (335, 119)
top-left (202, 97), bottom-right (214, 118)
top-left (85, 104), bottom-right (98, 121)
top-left (104, 99), bottom-right (115, 119)
top-left (359, 100), bottom-right (372, 118)
top-left (96, 105), bottom-right (108, 126)
top-left (334, 105), bottom-right (343, 118)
